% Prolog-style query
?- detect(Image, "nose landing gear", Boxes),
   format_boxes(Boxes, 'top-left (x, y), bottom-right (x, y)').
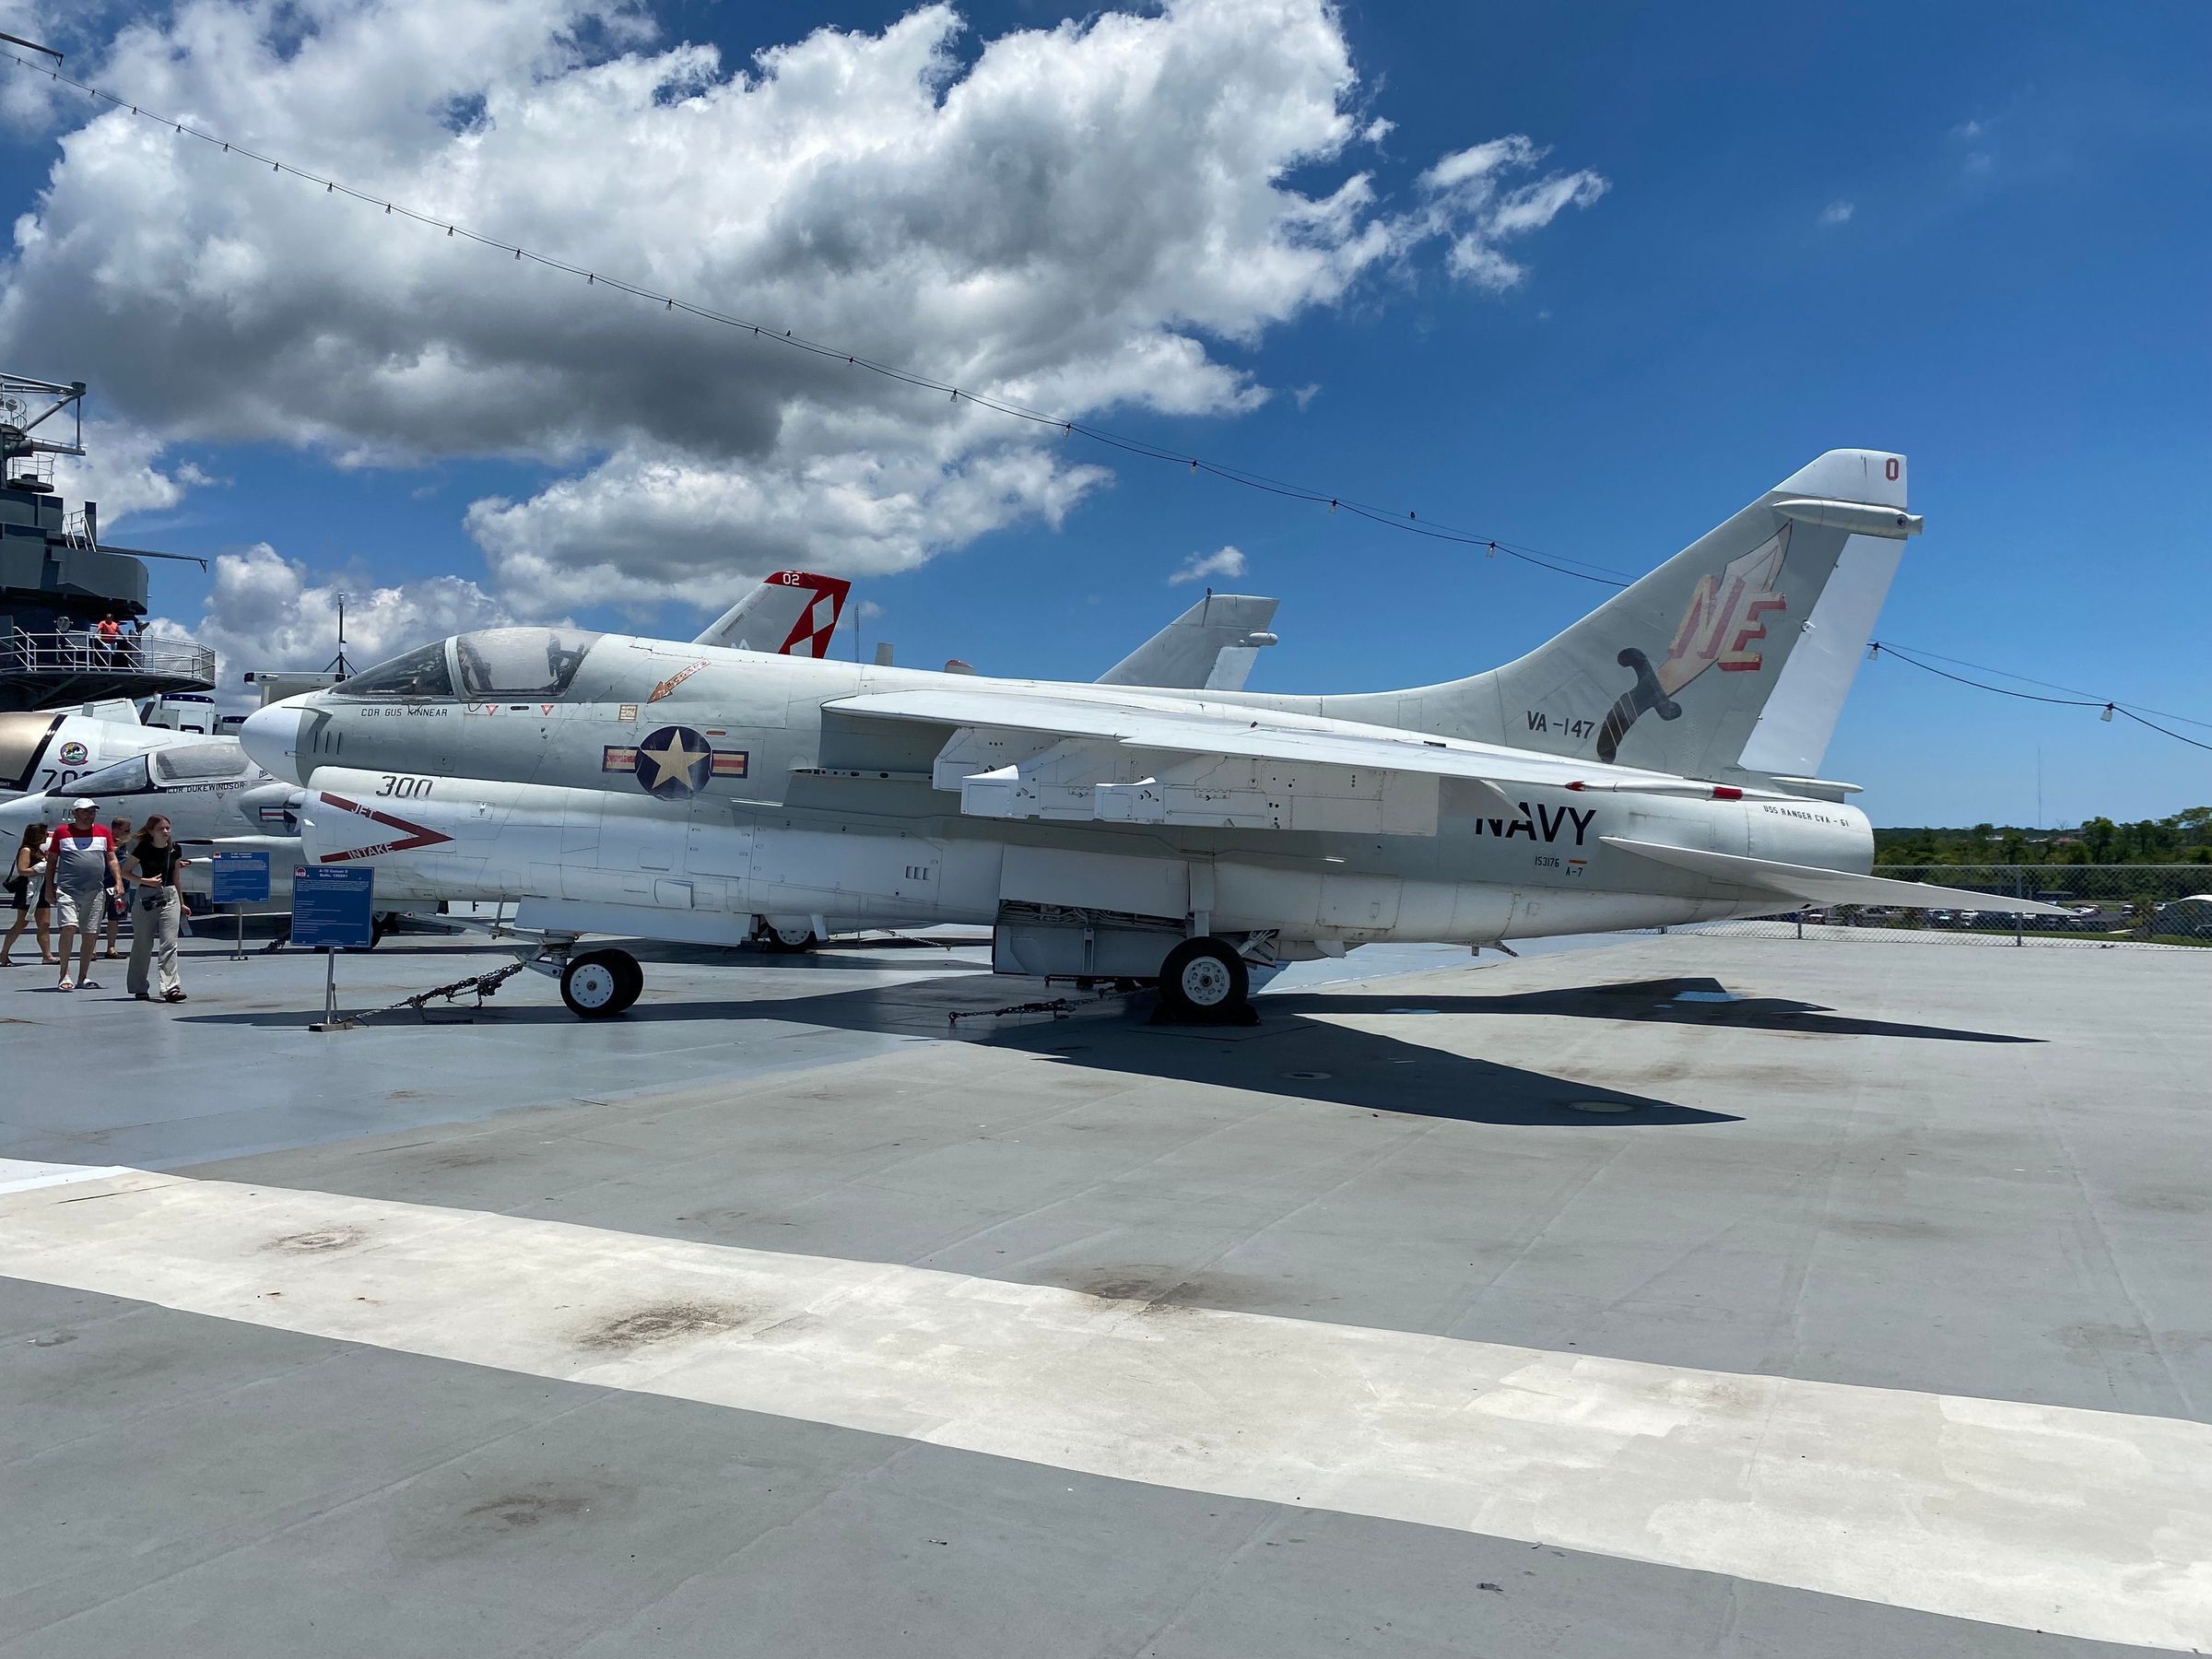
top-left (559, 947), bottom-right (643, 1018)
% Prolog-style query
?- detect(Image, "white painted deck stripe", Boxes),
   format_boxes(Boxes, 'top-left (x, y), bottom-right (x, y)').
top-left (2, 1159), bottom-right (2207, 1651)
top-left (0, 1159), bottom-right (135, 1196)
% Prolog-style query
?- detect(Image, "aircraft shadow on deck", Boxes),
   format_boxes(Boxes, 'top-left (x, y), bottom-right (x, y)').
top-left (983, 1007), bottom-right (1736, 1127)
top-left (1263, 976), bottom-right (2041, 1045)
top-left (618, 980), bottom-right (1736, 1128)
top-left (179, 960), bottom-right (1734, 1125)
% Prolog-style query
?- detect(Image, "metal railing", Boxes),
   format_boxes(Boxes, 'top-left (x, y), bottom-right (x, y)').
top-left (5, 450), bottom-right (55, 492)
top-left (1693, 865), bottom-right (2212, 949)
top-left (0, 629), bottom-right (217, 683)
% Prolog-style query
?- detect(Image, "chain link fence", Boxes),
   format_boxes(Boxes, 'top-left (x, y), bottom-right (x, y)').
top-left (1690, 865), bottom-right (2212, 949)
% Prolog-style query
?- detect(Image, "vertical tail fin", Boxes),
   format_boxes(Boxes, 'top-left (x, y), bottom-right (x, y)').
top-left (1097, 593), bottom-right (1280, 690)
top-left (694, 571), bottom-right (853, 656)
top-left (1337, 452), bottom-right (1918, 779)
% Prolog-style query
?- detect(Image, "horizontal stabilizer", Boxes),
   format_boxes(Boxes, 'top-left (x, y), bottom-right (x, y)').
top-left (1600, 837), bottom-right (2076, 916)
top-left (1765, 775), bottom-right (1864, 800)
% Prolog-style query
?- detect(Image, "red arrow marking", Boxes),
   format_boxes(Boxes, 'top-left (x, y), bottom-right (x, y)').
top-left (315, 793), bottom-right (453, 863)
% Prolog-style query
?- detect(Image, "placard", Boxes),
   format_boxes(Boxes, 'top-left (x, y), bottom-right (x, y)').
top-left (209, 849), bottom-right (272, 906)
top-left (290, 865), bottom-right (374, 950)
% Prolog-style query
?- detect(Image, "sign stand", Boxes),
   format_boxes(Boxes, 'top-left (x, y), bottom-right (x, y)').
top-left (210, 850), bottom-right (272, 963)
top-left (312, 948), bottom-right (352, 1032)
top-left (290, 865), bottom-right (374, 1032)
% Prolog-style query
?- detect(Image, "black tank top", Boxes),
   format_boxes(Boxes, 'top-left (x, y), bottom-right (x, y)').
top-left (134, 844), bottom-right (183, 889)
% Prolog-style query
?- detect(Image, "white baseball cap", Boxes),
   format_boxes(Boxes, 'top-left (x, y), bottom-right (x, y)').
top-left (71, 798), bottom-right (98, 811)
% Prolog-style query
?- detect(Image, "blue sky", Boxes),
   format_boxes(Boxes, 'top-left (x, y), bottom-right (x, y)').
top-left (5, 0), bottom-right (2206, 826)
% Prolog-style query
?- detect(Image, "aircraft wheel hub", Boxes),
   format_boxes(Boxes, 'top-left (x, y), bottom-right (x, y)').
top-left (568, 962), bottom-right (618, 1009)
top-left (1180, 957), bottom-right (1233, 1006)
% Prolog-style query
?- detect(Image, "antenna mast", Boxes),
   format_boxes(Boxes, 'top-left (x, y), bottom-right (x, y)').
top-left (324, 591), bottom-right (355, 680)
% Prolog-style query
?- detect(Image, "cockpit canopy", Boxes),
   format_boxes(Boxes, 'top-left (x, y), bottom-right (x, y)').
top-left (455, 629), bottom-right (601, 699)
top-left (66, 754), bottom-right (148, 796)
top-left (336, 628), bottom-right (605, 701)
top-left (156, 743), bottom-right (255, 782)
top-left (340, 640), bottom-right (453, 700)
top-left (68, 742), bottom-right (255, 798)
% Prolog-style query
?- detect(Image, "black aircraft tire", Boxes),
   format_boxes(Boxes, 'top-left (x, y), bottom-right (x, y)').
top-left (758, 920), bottom-right (820, 953)
top-left (608, 951), bottom-right (645, 1015)
top-left (561, 948), bottom-right (637, 1019)
top-left (1156, 936), bottom-right (1249, 1023)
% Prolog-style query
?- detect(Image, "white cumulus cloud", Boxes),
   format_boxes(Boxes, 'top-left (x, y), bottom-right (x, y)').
top-left (1169, 545), bottom-right (1247, 586)
top-left (3, 0), bottom-right (1607, 618)
top-left (1819, 199), bottom-right (1855, 226)
top-left (1415, 135), bottom-right (1609, 291)
top-left (151, 545), bottom-right (514, 704)
top-left (44, 419), bottom-right (215, 527)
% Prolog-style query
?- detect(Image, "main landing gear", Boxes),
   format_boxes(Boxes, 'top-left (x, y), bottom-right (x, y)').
top-left (1155, 935), bottom-right (1253, 1024)
top-left (747, 914), bottom-right (822, 952)
top-left (559, 947), bottom-right (643, 1019)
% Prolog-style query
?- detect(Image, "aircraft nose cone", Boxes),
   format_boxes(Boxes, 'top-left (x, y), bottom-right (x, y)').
top-left (240, 701), bottom-right (309, 786)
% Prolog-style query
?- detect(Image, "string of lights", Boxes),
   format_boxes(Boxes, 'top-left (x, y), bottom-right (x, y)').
top-left (1868, 641), bottom-right (2212, 732)
top-left (7, 47), bottom-right (2207, 753)
top-left (1867, 642), bottom-right (2212, 753)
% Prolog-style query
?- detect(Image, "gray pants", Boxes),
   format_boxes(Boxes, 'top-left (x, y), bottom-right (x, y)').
top-left (128, 889), bottom-right (182, 998)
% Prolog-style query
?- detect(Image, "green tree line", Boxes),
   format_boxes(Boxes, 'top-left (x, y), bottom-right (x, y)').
top-left (1873, 807), bottom-right (2212, 867)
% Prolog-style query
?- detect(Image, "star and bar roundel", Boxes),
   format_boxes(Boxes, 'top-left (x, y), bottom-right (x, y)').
top-left (603, 725), bottom-right (748, 800)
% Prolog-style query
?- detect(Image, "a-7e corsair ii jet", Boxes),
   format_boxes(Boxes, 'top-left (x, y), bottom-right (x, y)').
top-left (241, 450), bottom-right (2067, 1019)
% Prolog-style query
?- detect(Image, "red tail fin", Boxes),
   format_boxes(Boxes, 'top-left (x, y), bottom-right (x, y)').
top-left (693, 571), bottom-right (853, 655)
top-left (770, 571), bottom-right (852, 657)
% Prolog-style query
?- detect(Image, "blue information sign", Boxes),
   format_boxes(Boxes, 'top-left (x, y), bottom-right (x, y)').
top-left (290, 865), bottom-right (375, 949)
top-left (209, 850), bottom-right (272, 906)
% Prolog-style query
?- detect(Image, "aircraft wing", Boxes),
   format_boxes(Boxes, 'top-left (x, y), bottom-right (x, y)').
top-left (1599, 837), bottom-right (2077, 916)
top-left (826, 686), bottom-right (1695, 836)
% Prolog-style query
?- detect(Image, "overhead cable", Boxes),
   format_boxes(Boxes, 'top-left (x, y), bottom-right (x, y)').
top-left (1871, 640), bottom-right (2212, 732)
top-left (1868, 642), bottom-right (2212, 754)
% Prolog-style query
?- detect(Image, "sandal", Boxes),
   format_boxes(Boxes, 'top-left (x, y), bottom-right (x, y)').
top-left (163, 989), bottom-right (187, 1003)
top-left (55, 979), bottom-right (73, 992)
top-left (78, 979), bottom-right (100, 991)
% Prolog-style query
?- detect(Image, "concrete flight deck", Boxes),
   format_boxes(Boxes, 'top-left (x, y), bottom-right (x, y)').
top-left (2, 932), bottom-right (2207, 1657)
